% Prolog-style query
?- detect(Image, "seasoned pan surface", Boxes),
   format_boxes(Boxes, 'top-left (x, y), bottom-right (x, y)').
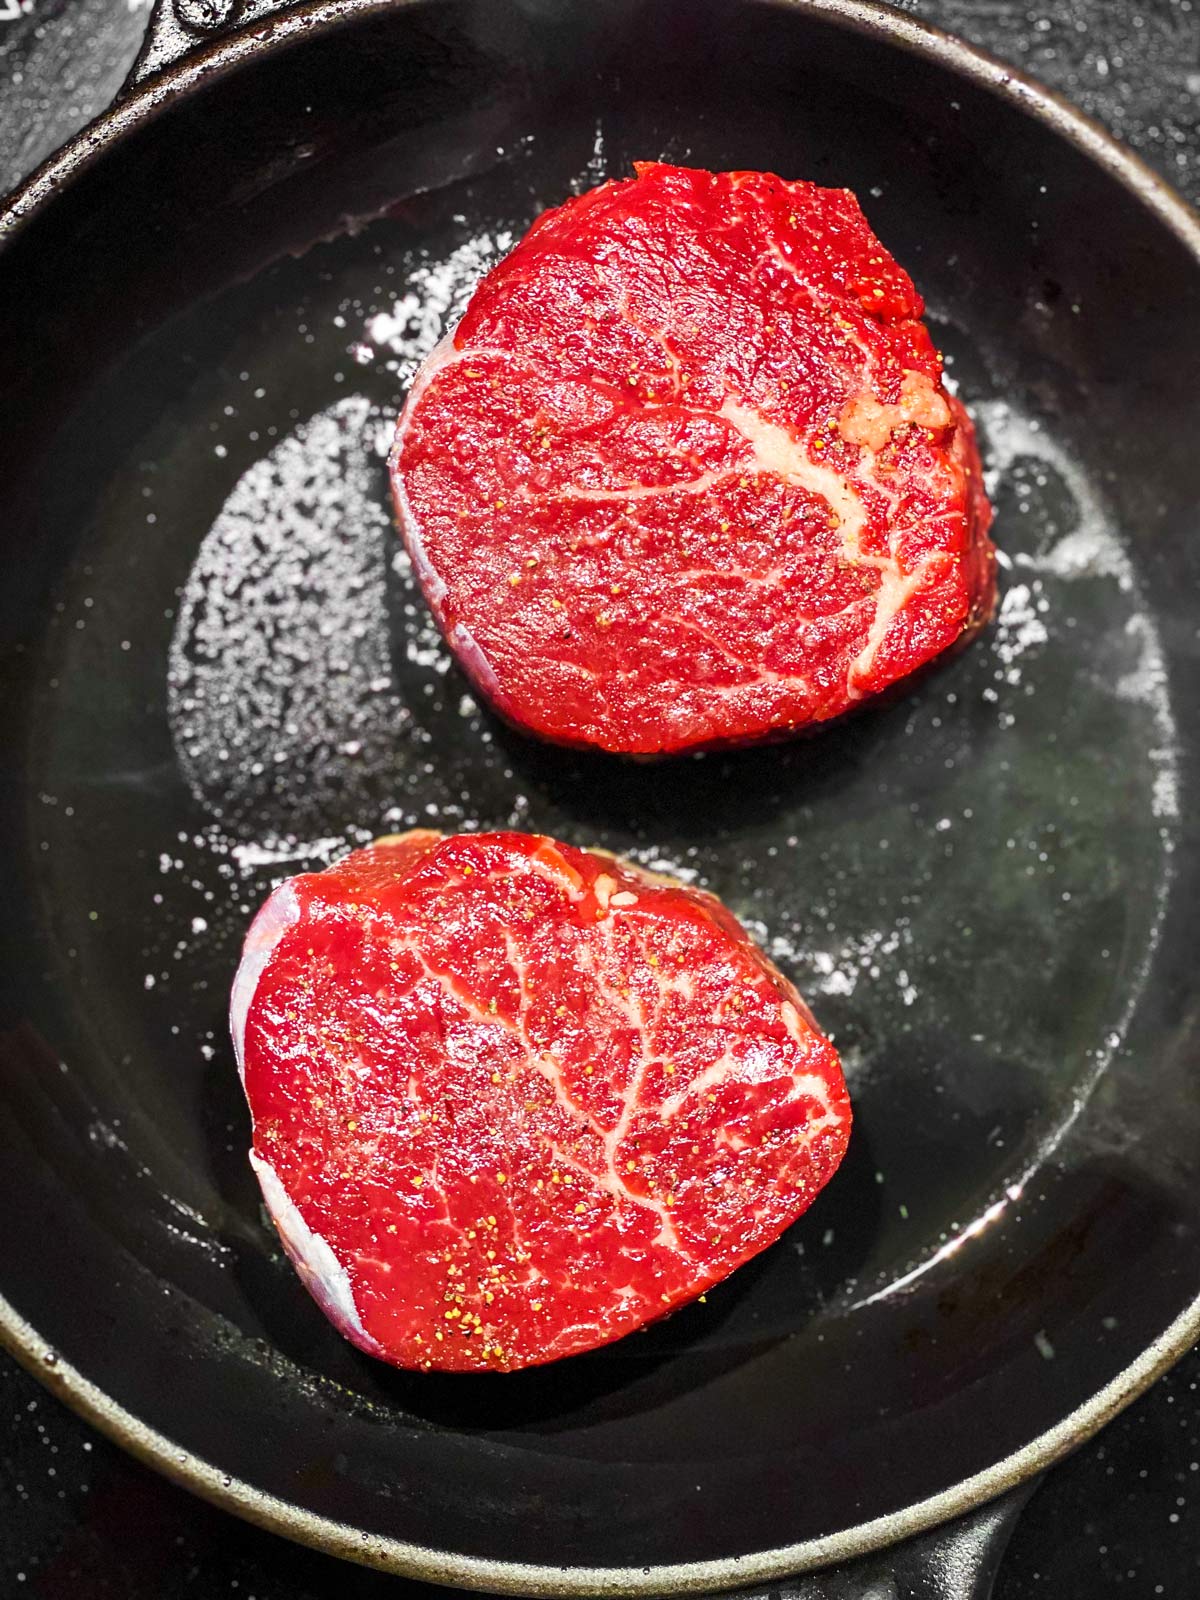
top-left (1, 1), bottom-right (1198, 1589)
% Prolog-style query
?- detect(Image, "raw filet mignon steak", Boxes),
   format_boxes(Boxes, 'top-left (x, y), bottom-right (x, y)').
top-left (231, 830), bottom-right (850, 1372)
top-left (390, 162), bottom-right (995, 756)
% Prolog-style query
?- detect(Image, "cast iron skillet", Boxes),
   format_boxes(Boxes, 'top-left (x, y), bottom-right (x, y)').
top-left (1, 1), bottom-right (1199, 1595)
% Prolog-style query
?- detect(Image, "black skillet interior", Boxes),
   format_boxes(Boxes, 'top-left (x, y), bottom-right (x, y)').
top-left (1, 0), bottom-right (1199, 1581)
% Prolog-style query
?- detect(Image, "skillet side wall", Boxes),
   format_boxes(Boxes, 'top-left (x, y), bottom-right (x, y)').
top-left (0, 0), bottom-right (1198, 1581)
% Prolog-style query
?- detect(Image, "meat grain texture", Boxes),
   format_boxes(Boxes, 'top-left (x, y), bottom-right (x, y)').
top-left (391, 162), bottom-right (995, 756)
top-left (232, 831), bottom-right (851, 1372)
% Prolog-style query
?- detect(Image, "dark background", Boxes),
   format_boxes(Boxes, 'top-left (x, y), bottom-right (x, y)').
top-left (1, 1), bottom-right (1198, 1594)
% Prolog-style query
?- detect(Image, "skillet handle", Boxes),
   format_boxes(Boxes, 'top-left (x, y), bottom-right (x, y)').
top-left (723, 1485), bottom-right (1034, 1600)
top-left (122, 0), bottom-right (303, 91)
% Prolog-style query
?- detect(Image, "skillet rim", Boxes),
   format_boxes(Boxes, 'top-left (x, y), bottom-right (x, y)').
top-left (2, 0), bottom-right (1200, 1589)
top-left (4, 0), bottom-right (1200, 260)
top-left (3, 1290), bottom-right (1199, 1593)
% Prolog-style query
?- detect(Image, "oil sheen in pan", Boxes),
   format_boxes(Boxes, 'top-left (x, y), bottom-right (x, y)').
top-left (28, 128), bottom-right (1179, 1398)
top-left (164, 387), bottom-right (1179, 1307)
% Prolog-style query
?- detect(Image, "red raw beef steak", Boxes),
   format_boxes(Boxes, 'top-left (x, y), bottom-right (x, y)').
top-left (390, 162), bottom-right (995, 756)
top-left (231, 831), bottom-right (851, 1372)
